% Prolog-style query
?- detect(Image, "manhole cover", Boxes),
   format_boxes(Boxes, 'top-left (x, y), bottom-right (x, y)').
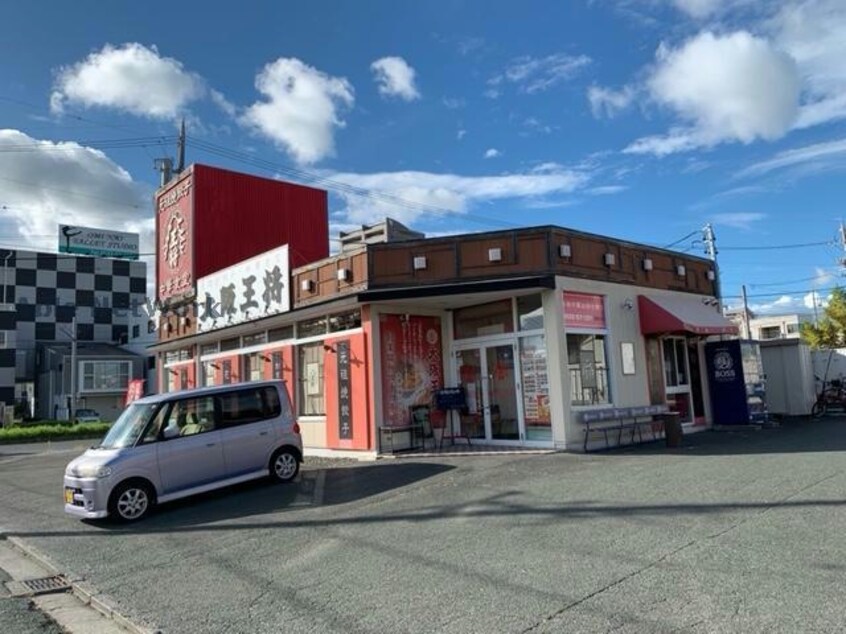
top-left (7, 574), bottom-right (71, 597)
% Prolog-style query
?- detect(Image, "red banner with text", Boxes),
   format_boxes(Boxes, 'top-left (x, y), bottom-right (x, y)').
top-left (380, 314), bottom-right (444, 428)
top-left (563, 292), bottom-right (606, 329)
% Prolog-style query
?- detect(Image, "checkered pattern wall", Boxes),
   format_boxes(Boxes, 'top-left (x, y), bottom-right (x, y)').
top-left (0, 249), bottom-right (148, 403)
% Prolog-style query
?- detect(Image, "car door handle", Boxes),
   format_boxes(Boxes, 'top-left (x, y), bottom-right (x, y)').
top-left (206, 442), bottom-right (217, 447)
top-left (259, 431), bottom-right (269, 436)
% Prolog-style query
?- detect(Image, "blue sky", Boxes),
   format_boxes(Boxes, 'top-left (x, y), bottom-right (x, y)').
top-left (1, 0), bottom-right (845, 314)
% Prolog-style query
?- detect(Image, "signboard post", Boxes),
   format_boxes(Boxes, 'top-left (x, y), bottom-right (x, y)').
top-left (58, 225), bottom-right (140, 260)
top-left (337, 340), bottom-right (352, 440)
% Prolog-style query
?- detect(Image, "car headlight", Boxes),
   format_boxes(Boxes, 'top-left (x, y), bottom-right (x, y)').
top-left (75, 464), bottom-right (112, 478)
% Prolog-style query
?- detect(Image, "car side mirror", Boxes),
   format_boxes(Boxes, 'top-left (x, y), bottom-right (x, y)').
top-left (162, 426), bottom-right (179, 440)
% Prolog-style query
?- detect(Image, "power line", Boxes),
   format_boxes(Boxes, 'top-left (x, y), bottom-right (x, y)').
top-left (723, 286), bottom-right (840, 299)
top-left (720, 240), bottom-right (834, 251)
top-left (749, 271), bottom-right (841, 288)
top-left (663, 230), bottom-right (700, 249)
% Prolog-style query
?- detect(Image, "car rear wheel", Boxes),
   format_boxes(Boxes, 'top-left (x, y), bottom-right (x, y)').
top-left (108, 481), bottom-right (154, 522)
top-left (269, 448), bottom-right (300, 483)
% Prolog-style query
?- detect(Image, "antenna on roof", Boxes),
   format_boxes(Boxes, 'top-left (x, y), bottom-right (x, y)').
top-left (176, 118), bottom-right (186, 174)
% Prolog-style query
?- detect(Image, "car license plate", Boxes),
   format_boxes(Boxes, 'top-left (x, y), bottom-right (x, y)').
top-left (64, 488), bottom-right (74, 504)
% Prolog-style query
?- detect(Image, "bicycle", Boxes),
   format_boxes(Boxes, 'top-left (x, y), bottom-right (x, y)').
top-left (811, 376), bottom-right (846, 418)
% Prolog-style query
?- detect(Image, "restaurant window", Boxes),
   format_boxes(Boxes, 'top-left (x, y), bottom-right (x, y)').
top-left (220, 337), bottom-right (240, 352)
top-left (164, 348), bottom-right (193, 364)
top-left (759, 326), bottom-right (781, 340)
top-left (329, 309), bottom-right (361, 333)
top-left (243, 332), bottom-right (267, 348)
top-left (517, 295), bottom-right (544, 331)
top-left (567, 334), bottom-right (611, 406)
top-left (201, 360), bottom-right (217, 387)
top-left (662, 338), bottom-right (689, 387)
top-left (271, 351), bottom-right (283, 380)
top-left (298, 342), bottom-right (324, 416)
top-left (268, 325), bottom-right (294, 342)
top-left (454, 300), bottom-right (514, 339)
top-left (297, 316), bottom-right (328, 339)
top-left (200, 343), bottom-right (219, 357)
top-left (244, 352), bottom-right (264, 382)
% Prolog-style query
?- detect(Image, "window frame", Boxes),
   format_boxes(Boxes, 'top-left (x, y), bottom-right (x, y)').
top-left (79, 359), bottom-right (132, 394)
top-left (566, 331), bottom-right (613, 408)
top-left (216, 386), bottom-right (281, 429)
top-left (158, 395), bottom-right (219, 440)
top-left (297, 342), bottom-right (325, 417)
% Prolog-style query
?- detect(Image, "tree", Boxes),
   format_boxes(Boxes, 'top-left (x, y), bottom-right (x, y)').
top-left (802, 287), bottom-right (846, 348)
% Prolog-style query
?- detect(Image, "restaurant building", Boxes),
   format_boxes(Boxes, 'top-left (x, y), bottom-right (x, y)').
top-left (151, 165), bottom-right (737, 455)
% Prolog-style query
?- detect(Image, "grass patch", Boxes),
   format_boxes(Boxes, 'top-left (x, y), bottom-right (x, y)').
top-left (0, 422), bottom-right (111, 444)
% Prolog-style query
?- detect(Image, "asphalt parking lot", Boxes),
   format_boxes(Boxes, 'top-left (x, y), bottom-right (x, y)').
top-left (1, 420), bottom-right (846, 633)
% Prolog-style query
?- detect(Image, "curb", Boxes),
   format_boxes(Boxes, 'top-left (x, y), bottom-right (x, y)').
top-left (5, 536), bottom-right (161, 634)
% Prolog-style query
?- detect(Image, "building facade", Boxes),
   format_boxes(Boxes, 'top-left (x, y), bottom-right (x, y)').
top-left (0, 247), bottom-right (148, 418)
top-left (151, 172), bottom-right (737, 455)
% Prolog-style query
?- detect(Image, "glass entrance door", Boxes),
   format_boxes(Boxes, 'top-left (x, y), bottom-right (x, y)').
top-left (455, 344), bottom-right (522, 443)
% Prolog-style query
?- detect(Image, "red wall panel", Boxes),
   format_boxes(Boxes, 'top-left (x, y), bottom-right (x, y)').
top-left (192, 164), bottom-right (329, 278)
top-left (324, 331), bottom-right (372, 451)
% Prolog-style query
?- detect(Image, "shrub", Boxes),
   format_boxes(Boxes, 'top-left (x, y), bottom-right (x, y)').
top-left (0, 423), bottom-right (111, 444)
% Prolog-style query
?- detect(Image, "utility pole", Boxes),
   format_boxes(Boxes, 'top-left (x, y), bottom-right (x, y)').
top-left (839, 221), bottom-right (846, 269)
top-left (69, 316), bottom-right (77, 422)
top-left (741, 285), bottom-right (751, 339)
top-left (176, 118), bottom-right (186, 174)
top-left (703, 223), bottom-right (722, 304)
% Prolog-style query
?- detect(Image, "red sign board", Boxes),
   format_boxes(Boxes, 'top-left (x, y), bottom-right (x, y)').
top-left (563, 292), bottom-right (606, 329)
top-left (124, 379), bottom-right (145, 406)
top-left (380, 314), bottom-right (444, 428)
top-left (156, 173), bottom-right (194, 302)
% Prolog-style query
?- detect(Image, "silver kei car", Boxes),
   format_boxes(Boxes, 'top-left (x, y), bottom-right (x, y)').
top-left (64, 380), bottom-right (303, 522)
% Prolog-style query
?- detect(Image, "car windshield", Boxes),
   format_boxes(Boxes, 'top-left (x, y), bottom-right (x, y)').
top-left (97, 403), bottom-right (158, 449)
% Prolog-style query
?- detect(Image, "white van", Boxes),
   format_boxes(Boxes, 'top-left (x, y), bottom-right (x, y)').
top-left (64, 380), bottom-right (302, 522)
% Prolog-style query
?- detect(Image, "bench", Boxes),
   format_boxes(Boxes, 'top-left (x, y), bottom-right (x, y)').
top-left (378, 424), bottom-right (425, 453)
top-left (580, 405), bottom-right (678, 452)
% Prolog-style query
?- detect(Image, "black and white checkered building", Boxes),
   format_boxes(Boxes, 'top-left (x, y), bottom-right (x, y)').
top-left (0, 248), bottom-right (148, 411)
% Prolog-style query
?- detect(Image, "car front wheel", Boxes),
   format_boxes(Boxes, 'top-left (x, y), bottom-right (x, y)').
top-left (269, 448), bottom-right (300, 483)
top-left (108, 481), bottom-right (154, 522)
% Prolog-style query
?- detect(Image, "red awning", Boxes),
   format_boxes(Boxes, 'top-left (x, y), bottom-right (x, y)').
top-left (638, 295), bottom-right (738, 336)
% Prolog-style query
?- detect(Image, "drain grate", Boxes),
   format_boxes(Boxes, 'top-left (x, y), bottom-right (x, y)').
top-left (7, 574), bottom-right (71, 597)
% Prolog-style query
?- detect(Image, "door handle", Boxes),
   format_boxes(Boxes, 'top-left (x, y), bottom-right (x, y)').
top-left (206, 442), bottom-right (217, 447)
top-left (259, 431), bottom-right (268, 436)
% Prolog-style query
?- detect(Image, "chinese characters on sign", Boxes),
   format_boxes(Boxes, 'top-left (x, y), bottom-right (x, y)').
top-left (380, 314), bottom-right (444, 428)
top-left (563, 292), bottom-right (606, 329)
top-left (156, 174), bottom-right (194, 302)
top-left (336, 340), bottom-right (352, 439)
top-left (196, 245), bottom-right (290, 332)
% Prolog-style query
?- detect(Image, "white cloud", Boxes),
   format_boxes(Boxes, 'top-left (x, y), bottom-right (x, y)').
top-left (670, 0), bottom-right (750, 19)
top-left (457, 128), bottom-right (467, 141)
top-left (442, 97), bottom-right (466, 109)
top-left (328, 165), bottom-right (590, 226)
top-left (626, 31), bottom-right (800, 155)
top-left (51, 43), bottom-right (204, 119)
top-left (587, 85), bottom-right (636, 118)
top-left (0, 130), bottom-right (150, 254)
top-left (484, 148), bottom-right (501, 159)
top-left (710, 211), bottom-right (766, 229)
top-left (745, 290), bottom-right (828, 315)
top-left (771, 0), bottom-right (846, 128)
top-left (489, 53), bottom-right (591, 95)
top-left (210, 89), bottom-right (237, 117)
top-left (738, 137), bottom-right (846, 177)
top-left (240, 58), bottom-right (354, 164)
top-left (370, 56), bottom-right (420, 101)
top-left (587, 185), bottom-right (628, 196)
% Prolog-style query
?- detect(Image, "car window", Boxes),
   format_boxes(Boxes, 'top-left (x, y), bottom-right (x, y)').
top-left (219, 387), bottom-right (276, 427)
top-left (140, 404), bottom-right (171, 444)
top-left (162, 397), bottom-right (217, 437)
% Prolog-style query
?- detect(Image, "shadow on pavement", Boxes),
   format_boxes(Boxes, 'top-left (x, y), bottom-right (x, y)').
top-left (609, 416), bottom-right (846, 457)
top-left (73, 460), bottom-right (456, 531)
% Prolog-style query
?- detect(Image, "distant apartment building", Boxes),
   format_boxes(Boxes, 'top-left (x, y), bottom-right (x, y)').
top-left (725, 309), bottom-right (812, 341)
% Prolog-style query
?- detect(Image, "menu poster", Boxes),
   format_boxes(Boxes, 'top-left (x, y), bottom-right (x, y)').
top-left (380, 314), bottom-right (444, 428)
top-left (520, 343), bottom-right (550, 424)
